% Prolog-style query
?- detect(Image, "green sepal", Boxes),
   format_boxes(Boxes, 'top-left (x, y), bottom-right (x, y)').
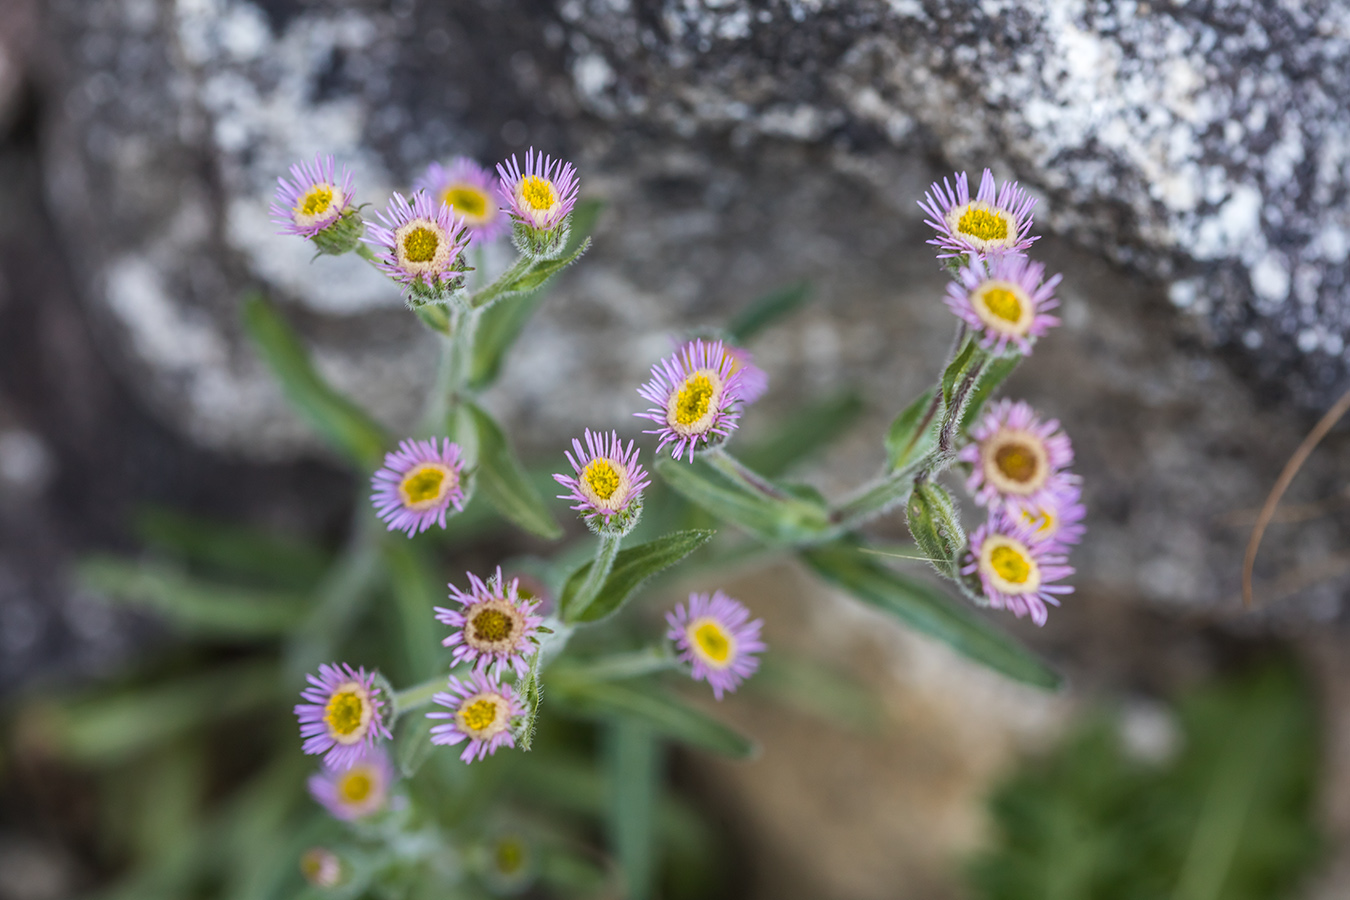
top-left (885, 387), bottom-right (940, 474)
top-left (725, 280), bottom-right (812, 343)
top-left (905, 481), bottom-right (967, 578)
top-left (550, 676), bottom-right (757, 759)
top-left (655, 457), bottom-right (831, 546)
top-left (241, 292), bottom-right (388, 469)
top-left (800, 539), bottom-right (1061, 689)
top-left (560, 529), bottom-right (716, 624)
top-left (465, 402), bottom-right (563, 540)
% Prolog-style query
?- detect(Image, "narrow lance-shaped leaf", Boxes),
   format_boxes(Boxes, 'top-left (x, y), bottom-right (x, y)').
top-left (941, 336), bottom-right (978, 408)
top-left (655, 456), bottom-right (831, 546)
top-left (560, 529), bottom-right (716, 623)
top-left (241, 292), bottom-right (388, 468)
top-left (471, 237), bottom-right (592, 310)
top-left (133, 506), bottom-right (330, 590)
top-left (606, 720), bottom-right (662, 900)
top-left (380, 539), bottom-right (443, 681)
top-left (800, 540), bottom-right (1061, 689)
top-left (725, 280), bottom-right (812, 343)
top-left (885, 386), bottom-right (940, 474)
top-left (466, 402), bottom-right (563, 540)
top-left (78, 557), bottom-right (308, 637)
top-left (551, 676), bottom-right (757, 759)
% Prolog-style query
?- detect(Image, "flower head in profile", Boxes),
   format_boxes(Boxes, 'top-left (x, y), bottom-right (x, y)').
top-left (435, 568), bottom-right (544, 678)
top-left (554, 429), bottom-right (651, 528)
top-left (964, 513), bottom-right (1074, 626)
top-left (370, 438), bottom-right (467, 537)
top-left (919, 168), bottom-right (1038, 258)
top-left (497, 148), bottom-right (579, 234)
top-left (428, 671), bottom-right (525, 763)
top-left (300, 848), bottom-right (343, 889)
top-left (677, 338), bottom-right (769, 405)
top-left (308, 744), bottom-right (395, 821)
top-left (294, 662), bottom-right (392, 769)
top-left (364, 191), bottom-right (470, 296)
top-left (270, 154), bottom-right (355, 238)
top-left (959, 400), bottom-right (1074, 514)
top-left (946, 255), bottom-right (1062, 355)
top-left (636, 339), bottom-right (747, 462)
top-left (1012, 476), bottom-right (1086, 549)
top-left (666, 591), bottom-right (765, 700)
top-left (416, 157), bottom-right (508, 245)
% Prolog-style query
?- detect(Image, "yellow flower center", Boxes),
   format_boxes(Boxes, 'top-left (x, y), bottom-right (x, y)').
top-left (338, 771), bottom-right (373, 803)
top-left (402, 226), bottom-right (440, 263)
top-left (520, 175), bottom-right (557, 211)
top-left (471, 607), bottom-right (514, 643)
top-left (1020, 506), bottom-right (1057, 538)
top-left (674, 374), bottom-right (715, 426)
top-left (494, 838), bottom-right (527, 874)
top-left (444, 185), bottom-right (489, 218)
top-left (957, 207), bottom-right (1009, 242)
top-left (994, 441), bottom-right (1040, 484)
top-left (989, 545), bottom-right (1032, 584)
top-left (325, 690), bottom-right (365, 737)
top-left (398, 463), bottom-right (456, 510)
top-left (583, 458), bottom-right (621, 500)
top-left (461, 698), bottom-right (499, 732)
top-left (299, 185), bottom-right (333, 217)
top-left (690, 619), bottom-right (733, 666)
top-left (981, 286), bottom-right (1022, 323)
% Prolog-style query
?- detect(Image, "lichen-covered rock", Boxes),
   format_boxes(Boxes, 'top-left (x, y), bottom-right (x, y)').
top-left (562, 0), bottom-right (1350, 406)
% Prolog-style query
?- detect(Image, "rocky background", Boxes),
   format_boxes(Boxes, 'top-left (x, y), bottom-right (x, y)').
top-left (3, 0), bottom-right (1350, 898)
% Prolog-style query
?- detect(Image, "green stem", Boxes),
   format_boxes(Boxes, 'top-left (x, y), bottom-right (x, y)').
top-left (570, 647), bottom-right (680, 682)
top-left (392, 675), bottom-right (447, 717)
top-left (355, 243), bottom-right (381, 265)
top-left (831, 471), bottom-right (915, 531)
top-left (469, 254), bottom-right (533, 310)
top-left (569, 533), bottom-right (624, 621)
top-left (706, 447), bottom-right (793, 500)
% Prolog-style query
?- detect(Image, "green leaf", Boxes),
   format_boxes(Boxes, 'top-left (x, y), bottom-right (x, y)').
top-left (800, 540), bottom-right (1060, 689)
top-left (606, 720), bottom-right (662, 900)
top-left (241, 292), bottom-right (388, 468)
top-left (885, 387), bottom-right (940, 474)
top-left (469, 199), bottom-right (604, 389)
top-left (394, 713), bottom-right (436, 778)
top-left (466, 402), bottom-right (563, 540)
top-left (471, 238), bottom-right (592, 310)
top-left (78, 557), bottom-right (307, 637)
top-left (655, 456), bottom-right (831, 546)
top-left (560, 529), bottom-right (716, 623)
top-left (132, 506), bottom-right (330, 589)
top-left (942, 337), bottom-right (978, 408)
top-left (551, 677), bottom-right (756, 759)
top-left (725, 280), bottom-right (812, 343)
top-left (380, 539), bottom-right (442, 681)
top-left (960, 352), bottom-right (1023, 431)
top-left (739, 390), bottom-right (865, 477)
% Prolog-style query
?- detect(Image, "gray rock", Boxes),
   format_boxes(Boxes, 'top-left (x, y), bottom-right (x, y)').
top-left (563, 0), bottom-right (1350, 405)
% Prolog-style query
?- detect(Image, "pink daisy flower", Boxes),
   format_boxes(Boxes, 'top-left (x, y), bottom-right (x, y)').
top-left (427, 671), bottom-right (525, 764)
top-left (270, 154), bottom-right (355, 238)
top-left (307, 744), bottom-right (395, 821)
top-left (434, 568), bottom-right (544, 679)
top-left (959, 400), bottom-right (1074, 515)
top-left (964, 513), bottom-right (1074, 627)
top-left (294, 662), bottom-right (392, 770)
top-left (554, 429), bottom-right (651, 523)
top-left (364, 190), bottom-right (470, 293)
top-left (919, 168), bottom-right (1038, 258)
top-left (636, 339), bottom-right (748, 462)
top-left (370, 438), bottom-right (467, 537)
top-left (666, 591), bottom-right (766, 700)
top-left (945, 255), bottom-right (1062, 355)
top-left (676, 338), bottom-right (769, 405)
top-left (1011, 475), bottom-right (1086, 549)
top-left (496, 148), bottom-right (580, 234)
top-left (415, 157), bottom-right (508, 245)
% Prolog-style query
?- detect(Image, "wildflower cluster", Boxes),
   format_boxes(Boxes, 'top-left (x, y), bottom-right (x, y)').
top-left (261, 148), bottom-right (1082, 893)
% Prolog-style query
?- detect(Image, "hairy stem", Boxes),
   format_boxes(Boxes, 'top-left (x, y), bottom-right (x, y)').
top-left (391, 674), bottom-right (448, 718)
top-left (569, 533), bottom-right (624, 621)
